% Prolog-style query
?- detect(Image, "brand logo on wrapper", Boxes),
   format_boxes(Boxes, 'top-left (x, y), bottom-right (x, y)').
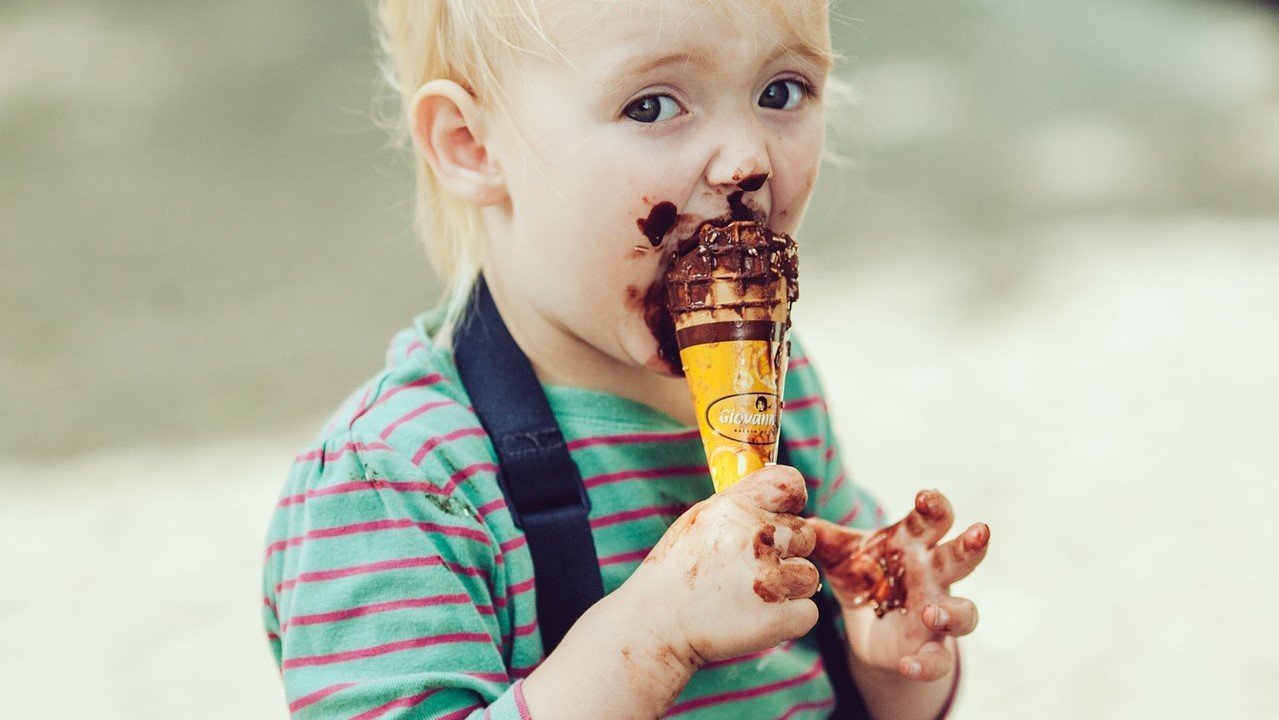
top-left (706, 393), bottom-right (781, 444)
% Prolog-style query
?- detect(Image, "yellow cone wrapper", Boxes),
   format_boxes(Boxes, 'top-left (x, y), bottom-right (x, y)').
top-left (665, 221), bottom-right (799, 493)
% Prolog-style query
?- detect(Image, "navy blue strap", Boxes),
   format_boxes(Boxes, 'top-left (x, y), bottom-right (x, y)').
top-left (452, 277), bottom-right (604, 652)
top-left (453, 276), bottom-right (867, 716)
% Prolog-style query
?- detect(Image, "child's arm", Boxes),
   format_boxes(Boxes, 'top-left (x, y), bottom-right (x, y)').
top-left (521, 466), bottom-right (823, 719)
top-left (849, 638), bottom-right (961, 720)
top-left (263, 437), bottom-right (528, 720)
top-left (784, 339), bottom-right (986, 719)
top-left (517, 582), bottom-right (698, 718)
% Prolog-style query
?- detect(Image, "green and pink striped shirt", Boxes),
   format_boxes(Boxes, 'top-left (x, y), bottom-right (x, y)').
top-left (262, 308), bottom-right (884, 719)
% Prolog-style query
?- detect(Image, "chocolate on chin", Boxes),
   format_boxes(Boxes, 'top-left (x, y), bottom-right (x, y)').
top-left (663, 220), bottom-right (799, 492)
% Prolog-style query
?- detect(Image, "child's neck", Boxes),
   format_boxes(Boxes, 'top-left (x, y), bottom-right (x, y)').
top-left (485, 278), bottom-right (697, 427)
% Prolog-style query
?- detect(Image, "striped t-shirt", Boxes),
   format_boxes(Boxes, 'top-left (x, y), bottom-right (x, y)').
top-left (262, 308), bottom-right (884, 719)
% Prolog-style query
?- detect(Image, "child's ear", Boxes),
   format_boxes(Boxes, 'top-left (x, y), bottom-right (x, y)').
top-left (409, 80), bottom-right (508, 206)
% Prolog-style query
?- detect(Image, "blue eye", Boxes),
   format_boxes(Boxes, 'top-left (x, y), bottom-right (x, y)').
top-left (624, 94), bottom-right (682, 123)
top-left (758, 80), bottom-right (807, 110)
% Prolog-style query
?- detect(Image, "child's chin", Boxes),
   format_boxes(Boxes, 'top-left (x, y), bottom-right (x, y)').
top-left (641, 350), bottom-right (684, 378)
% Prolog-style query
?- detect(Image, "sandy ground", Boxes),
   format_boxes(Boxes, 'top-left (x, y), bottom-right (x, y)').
top-left (4, 221), bottom-right (1277, 719)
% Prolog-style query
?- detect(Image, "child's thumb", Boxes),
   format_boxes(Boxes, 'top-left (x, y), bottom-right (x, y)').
top-left (725, 464), bottom-right (807, 515)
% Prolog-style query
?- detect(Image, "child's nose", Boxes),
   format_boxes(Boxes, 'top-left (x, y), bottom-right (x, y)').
top-left (702, 118), bottom-right (772, 192)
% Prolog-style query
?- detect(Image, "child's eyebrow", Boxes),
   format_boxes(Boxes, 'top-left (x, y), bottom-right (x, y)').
top-left (614, 50), bottom-right (714, 81)
top-left (762, 44), bottom-right (834, 76)
top-left (599, 43), bottom-right (832, 94)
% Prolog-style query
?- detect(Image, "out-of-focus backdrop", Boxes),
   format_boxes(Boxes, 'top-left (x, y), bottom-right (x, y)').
top-left (3, 0), bottom-right (1277, 717)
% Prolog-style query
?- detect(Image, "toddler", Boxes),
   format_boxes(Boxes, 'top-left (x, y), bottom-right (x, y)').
top-left (262, 1), bottom-right (990, 718)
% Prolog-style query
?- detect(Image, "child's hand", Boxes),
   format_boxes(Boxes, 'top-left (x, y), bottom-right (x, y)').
top-left (626, 465), bottom-right (821, 667)
top-left (807, 491), bottom-right (990, 682)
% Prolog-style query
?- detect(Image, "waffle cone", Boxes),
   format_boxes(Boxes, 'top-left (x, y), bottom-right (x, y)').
top-left (664, 221), bottom-right (798, 492)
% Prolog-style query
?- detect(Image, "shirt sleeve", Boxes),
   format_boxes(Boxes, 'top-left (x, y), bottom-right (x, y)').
top-left (262, 432), bottom-right (535, 719)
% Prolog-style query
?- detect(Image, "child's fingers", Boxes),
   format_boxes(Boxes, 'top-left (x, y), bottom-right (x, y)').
top-left (755, 558), bottom-right (821, 603)
top-left (774, 596), bottom-right (820, 641)
top-left (771, 514), bottom-right (816, 558)
top-left (931, 522), bottom-right (990, 584)
top-left (902, 490), bottom-right (955, 546)
top-left (728, 465), bottom-right (807, 515)
top-left (805, 516), bottom-right (869, 569)
top-left (899, 640), bottom-right (954, 682)
top-left (921, 597), bottom-right (979, 637)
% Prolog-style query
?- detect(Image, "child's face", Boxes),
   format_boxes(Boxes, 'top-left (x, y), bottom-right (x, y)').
top-left (483, 0), bottom-right (830, 376)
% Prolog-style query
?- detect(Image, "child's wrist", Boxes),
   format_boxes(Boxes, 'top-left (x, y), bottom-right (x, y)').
top-left (591, 585), bottom-right (699, 715)
top-left (606, 577), bottom-right (703, 675)
top-left (523, 585), bottom-right (697, 720)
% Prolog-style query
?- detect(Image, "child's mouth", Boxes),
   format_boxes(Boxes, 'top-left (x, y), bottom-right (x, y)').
top-left (725, 172), bottom-right (769, 225)
top-left (641, 223), bottom-right (797, 377)
top-left (633, 180), bottom-right (778, 377)
top-left (637, 174), bottom-right (770, 253)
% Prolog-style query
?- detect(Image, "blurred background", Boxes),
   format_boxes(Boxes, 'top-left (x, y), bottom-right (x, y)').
top-left (2, 0), bottom-right (1277, 717)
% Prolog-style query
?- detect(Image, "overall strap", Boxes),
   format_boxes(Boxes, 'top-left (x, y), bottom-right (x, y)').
top-left (452, 276), bottom-right (604, 652)
top-left (453, 276), bottom-right (868, 717)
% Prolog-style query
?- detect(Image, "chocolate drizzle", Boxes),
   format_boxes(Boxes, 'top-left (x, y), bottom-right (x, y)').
top-left (663, 221), bottom-right (799, 326)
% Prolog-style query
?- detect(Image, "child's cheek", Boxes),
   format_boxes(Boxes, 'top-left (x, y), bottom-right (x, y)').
top-left (637, 201), bottom-right (679, 248)
top-left (633, 195), bottom-right (688, 253)
top-left (624, 280), bottom-right (683, 377)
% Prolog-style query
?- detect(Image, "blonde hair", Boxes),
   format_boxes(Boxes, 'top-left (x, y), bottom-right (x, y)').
top-left (376, 0), bottom-right (846, 332)
top-left (377, 1), bottom-right (551, 333)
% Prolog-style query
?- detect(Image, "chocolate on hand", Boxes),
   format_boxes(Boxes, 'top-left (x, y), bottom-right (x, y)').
top-left (808, 490), bottom-right (990, 619)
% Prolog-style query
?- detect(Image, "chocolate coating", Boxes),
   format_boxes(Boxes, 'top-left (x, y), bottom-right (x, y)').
top-left (663, 220), bottom-right (799, 321)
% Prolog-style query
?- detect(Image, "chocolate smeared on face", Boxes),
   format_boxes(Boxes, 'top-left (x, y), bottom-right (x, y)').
top-left (737, 173), bottom-right (768, 192)
top-left (725, 175), bottom-right (768, 221)
top-left (641, 281), bottom-right (683, 375)
top-left (639, 214), bottom-right (798, 377)
top-left (637, 201), bottom-right (679, 247)
top-left (725, 191), bottom-right (759, 222)
top-left (627, 281), bottom-right (683, 376)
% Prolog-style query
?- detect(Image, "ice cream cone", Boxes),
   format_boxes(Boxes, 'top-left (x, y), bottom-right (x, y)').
top-left (664, 221), bottom-right (799, 492)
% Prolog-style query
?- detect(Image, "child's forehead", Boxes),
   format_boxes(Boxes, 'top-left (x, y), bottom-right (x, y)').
top-left (535, 0), bottom-right (832, 74)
